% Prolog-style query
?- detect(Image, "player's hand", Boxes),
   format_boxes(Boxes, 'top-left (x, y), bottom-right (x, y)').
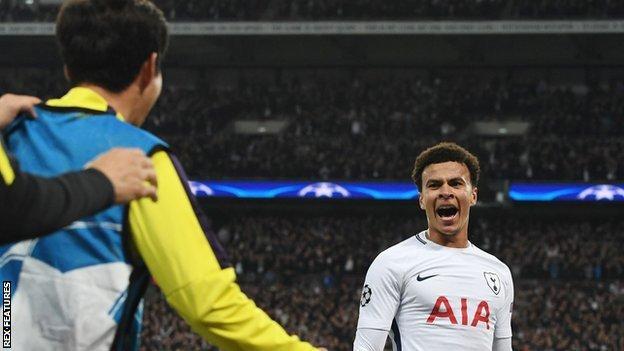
top-left (317, 348), bottom-right (328, 351)
top-left (87, 148), bottom-right (158, 203)
top-left (0, 93), bottom-right (41, 129)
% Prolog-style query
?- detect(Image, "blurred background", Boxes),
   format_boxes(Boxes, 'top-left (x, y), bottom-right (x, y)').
top-left (1, 0), bottom-right (624, 350)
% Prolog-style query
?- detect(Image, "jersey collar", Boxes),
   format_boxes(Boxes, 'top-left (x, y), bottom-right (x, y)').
top-left (420, 230), bottom-right (473, 252)
top-left (45, 87), bottom-right (125, 121)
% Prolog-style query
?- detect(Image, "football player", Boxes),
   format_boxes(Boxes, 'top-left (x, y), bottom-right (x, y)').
top-left (354, 142), bottom-right (513, 351)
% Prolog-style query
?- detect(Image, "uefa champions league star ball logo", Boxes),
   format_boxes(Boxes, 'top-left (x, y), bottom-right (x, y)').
top-left (361, 285), bottom-right (372, 307)
top-left (577, 184), bottom-right (624, 201)
top-left (189, 181), bottom-right (215, 197)
top-left (298, 182), bottom-right (351, 198)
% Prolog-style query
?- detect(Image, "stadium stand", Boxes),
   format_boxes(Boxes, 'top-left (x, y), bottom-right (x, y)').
top-left (2, 0), bottom-right (624, 21)
top-left (140, 216), bottom-right (624, 351)
top-left (2, 68), bottom-right (623, 183)
top-left (2, 2), bottom-right (623, 349)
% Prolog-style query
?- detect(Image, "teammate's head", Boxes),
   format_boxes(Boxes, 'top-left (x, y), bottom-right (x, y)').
top-left (412, 142), bottom-right (480, 238)
top-left (56, 0), bottom-right (168, 123)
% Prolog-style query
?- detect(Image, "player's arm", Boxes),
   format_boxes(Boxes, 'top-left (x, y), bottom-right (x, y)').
top-left (492, 337), bottom-right (512, 351)
top-left (0, 144), bottom-right (157, 244)
top-left (0, 142), bottom-right (111, 244)
top-left (0, 93), bottom-right (157, 244)
top-left (128, 150), bottom-right (319, 351)
top-left (0, 93), bottom-right (40, 129)
top-left (492, 268), bottom-right (514, 351)
top-left (353, 252), bottom-right (401, 351)
top-left (353, 328), bottom-right (388, 351)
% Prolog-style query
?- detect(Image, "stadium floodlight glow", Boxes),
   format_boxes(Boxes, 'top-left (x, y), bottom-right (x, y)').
top-left (508, 183), bottom-right (624, 202)
top-left (188, 180), bottom-right (419, 200)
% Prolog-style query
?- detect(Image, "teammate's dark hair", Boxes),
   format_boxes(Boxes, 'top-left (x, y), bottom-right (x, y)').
top-left (411, 142), bottom-right (480, 191)
top-left (56, 0), bottom-right (168, 93)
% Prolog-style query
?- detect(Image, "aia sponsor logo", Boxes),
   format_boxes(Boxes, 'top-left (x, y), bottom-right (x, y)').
top-left (427, 296), bottom-right (490, 330)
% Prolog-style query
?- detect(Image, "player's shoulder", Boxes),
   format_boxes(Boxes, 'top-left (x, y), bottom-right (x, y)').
top-left (380, 233), bottom-right (426, 256)
top-left (370, 233), bottom-right (426, 269)
top-left (364, 236), bottom-right (415, 284)
top-left (91, 115), bottom-right (169, 152)
top-left (470, 244), bottom-right (513, 281)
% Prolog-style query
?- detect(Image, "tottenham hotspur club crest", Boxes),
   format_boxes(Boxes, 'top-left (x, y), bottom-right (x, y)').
top-left (361, 284), bottom-right (372, 307)
top-left (483, 272), bottom-right (501, 295)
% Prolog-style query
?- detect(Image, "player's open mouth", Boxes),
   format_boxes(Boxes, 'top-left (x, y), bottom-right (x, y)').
top-left (436, 205), bottom-right (459, 220)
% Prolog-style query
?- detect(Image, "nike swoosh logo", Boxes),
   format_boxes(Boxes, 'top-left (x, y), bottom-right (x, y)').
top-left (416, 274), bottom-right (438, 281)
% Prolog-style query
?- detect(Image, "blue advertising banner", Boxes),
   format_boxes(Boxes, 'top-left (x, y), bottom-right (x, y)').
top-left (508, 183), bottom-right (624, 202)
top-left (188, 180), bottom-right (419, 200)
top-left (189, 180), bottom-right (624, 202)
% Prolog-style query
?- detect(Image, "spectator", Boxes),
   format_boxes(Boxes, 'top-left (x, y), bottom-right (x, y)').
top-left (140, 215), bottom-right (624, 350)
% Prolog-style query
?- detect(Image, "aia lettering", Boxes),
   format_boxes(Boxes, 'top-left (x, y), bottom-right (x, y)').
top-left (427, 296), bottom-right (490, 329)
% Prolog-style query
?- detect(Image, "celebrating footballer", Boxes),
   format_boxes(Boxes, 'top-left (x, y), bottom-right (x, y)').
top-left (354, 142), bottom-right (514, 351)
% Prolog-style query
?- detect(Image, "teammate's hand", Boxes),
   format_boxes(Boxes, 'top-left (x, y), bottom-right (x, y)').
top-left (0, 93), bottom-right (41, 129)
top-left (87, 148), bottom-right (158, 203)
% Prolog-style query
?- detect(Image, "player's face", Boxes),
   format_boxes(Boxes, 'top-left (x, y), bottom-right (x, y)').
top-left (419, 161), bottom-right (477, 237)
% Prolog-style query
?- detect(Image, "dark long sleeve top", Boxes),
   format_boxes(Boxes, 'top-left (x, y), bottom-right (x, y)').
top-left (0, 140), bottom-right (114, 244)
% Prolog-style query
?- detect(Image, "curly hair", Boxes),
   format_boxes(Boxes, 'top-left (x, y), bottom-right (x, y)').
top-left (411, 142), bottom-right (480, 191)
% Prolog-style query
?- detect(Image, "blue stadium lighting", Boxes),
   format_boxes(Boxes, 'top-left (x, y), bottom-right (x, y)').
top-left (189, 180), bottom-right (419, 200)
top-left (190, 181), bottom-right (624, 202)
top-left (508, 183), bottom-right (624, 202)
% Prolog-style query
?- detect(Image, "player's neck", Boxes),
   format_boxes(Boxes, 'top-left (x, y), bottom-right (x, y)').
top-left (426, 228), bottom-right (469, 248)
top-left (79, 84), bottom-right (139, 125)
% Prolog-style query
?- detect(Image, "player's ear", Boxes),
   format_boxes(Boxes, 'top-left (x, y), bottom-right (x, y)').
top-left (63, 65), bottom-right (71, 82)
top-left (470, 186), bottom-right (478, 206)
top-left (419, 193), bottom-right (425, 210)
top-left (138, 53), bottom-right (158, 93)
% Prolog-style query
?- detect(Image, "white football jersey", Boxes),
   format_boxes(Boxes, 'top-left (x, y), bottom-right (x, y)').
top-left (356, 230), bottom-right (514, 351)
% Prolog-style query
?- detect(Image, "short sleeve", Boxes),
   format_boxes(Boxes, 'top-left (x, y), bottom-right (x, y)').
top-left (356, 252), bottom-right (402, 331)
top-left (494, 268), bottom-right (514, 338)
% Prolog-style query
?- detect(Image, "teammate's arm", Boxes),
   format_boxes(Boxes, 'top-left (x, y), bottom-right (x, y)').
top-left (0, 93), bottom-right (158, 243)
top-left (128, 151), bottom-right (320, 351)
top-left (492, 337), bottom-right (512, 351)
top-left (353, 328), bottom-right (387, 351)
top-left (0, 143), bottom-right (157, 244)
top-left (87, 148), bottom-right (158, 203)
top-left (0, 93), bottom-right (41, 129)
top-left (0, 141), bottom-right (111, 243)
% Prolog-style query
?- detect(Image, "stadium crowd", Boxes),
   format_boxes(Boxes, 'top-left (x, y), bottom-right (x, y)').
top-left (147, 72), bottom-right (624, 183)
top-left (3, 66), bottom-right (622, 349)
top-left (2, 0), bottom-right (624, 21)
top-left (3, 68), bottom-right (624, 183)
top-left (218, 216), bottom-right (624, 282)
top-left (140, 216), bottom-right (624, 350)
top-left (3, 2), bottom-right (622, 351)
top-left (267, 0), bottom-right (624, 20)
